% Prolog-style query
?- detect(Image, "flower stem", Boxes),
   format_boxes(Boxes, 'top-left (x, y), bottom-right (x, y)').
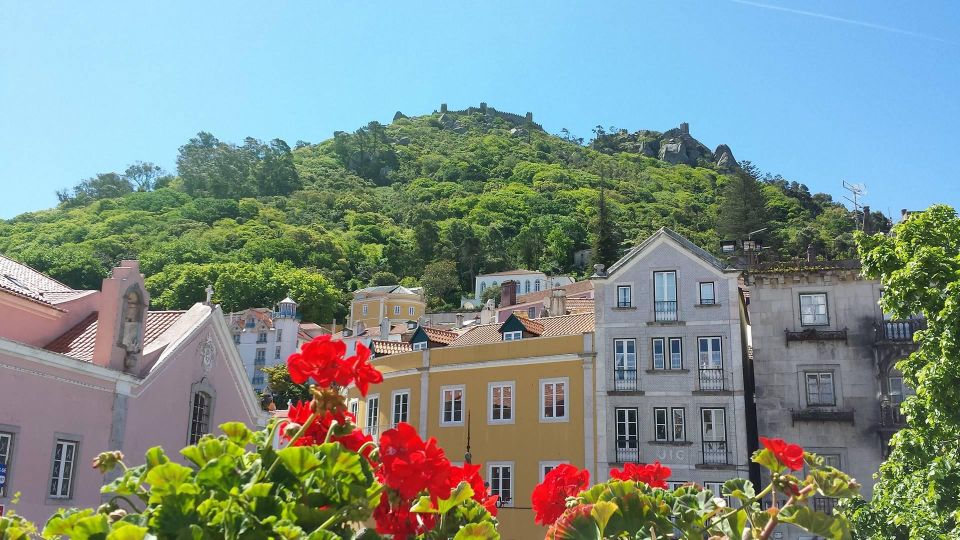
top-left (262, 411), bottom-right (319, 480)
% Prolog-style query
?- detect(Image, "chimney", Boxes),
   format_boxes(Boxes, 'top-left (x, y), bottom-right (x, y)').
top-left (862, 205), bottom-right (872, 234)
top-left (549, 288), bottom-right (567, 316)
top-left (355, 321), bottom-right (365, 336)
top-left (93, 260), bottom-right (150, 374)
top-left (380, 317), bottom-right (390, 340)
top-left (501, 280), bottom-right (518, 307)
top-left (455, 313), bottom-right (464, 328)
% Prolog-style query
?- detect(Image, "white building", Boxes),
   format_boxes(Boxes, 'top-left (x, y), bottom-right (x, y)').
top-left (466, 270), bottom-right (574, 307)
top-left (226, 297), bottom-right (301, 393)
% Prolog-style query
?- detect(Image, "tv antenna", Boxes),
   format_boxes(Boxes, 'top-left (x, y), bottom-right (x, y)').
top-left (842, 181), bottom-right (867, 230)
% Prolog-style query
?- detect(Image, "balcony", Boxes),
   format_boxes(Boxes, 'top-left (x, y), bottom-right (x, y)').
top-left (699, 441), bottom-right (730, 467)
top-left (654, 301), bottom-right (678, 322)
top-left (790, 408), bottom-right (856, 425)
top-left (876, 319), bottom-right (926, 343)
top-left (878, 399), bottom-right (906, 433)
top-left (615, 441), bottom-right (640, 463)
top-left (697, 368), bottom-right (725, 392)
top-left (784, 328), bottom-right (847, 346)
top-left (612, 369), bottom-right (640, 392)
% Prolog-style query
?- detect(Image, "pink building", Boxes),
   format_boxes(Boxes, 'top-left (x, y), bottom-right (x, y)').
top-left (0, 256), bottom-right (267, 524)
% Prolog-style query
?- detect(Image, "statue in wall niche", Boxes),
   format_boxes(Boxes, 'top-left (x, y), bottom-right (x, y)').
top-left (121, 289), bottom-right (144, 368)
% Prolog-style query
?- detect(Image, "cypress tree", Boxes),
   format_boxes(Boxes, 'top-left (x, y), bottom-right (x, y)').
top-left (716, 171), bottom-right (768, 241)
top-left (592, 173), bottom-right (621, 269)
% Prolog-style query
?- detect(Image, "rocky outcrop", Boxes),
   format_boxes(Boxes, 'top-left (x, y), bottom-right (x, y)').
top-left (714, 144), bottom-right (738, 170)
top-left (657, 127), bottom-right (714, 167)
top-left (393, 111), bottom-right (408, 122)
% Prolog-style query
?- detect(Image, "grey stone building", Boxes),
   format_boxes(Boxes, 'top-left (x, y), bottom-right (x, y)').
top-left (746, 260), bottom-right (917, 535)
top-left (593, 228), bottom-right (752, 493)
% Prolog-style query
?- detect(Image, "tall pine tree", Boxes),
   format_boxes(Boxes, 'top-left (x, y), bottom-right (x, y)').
top-left (716, 171), bottom-right (768, 241)
top-left (592, 170), bottom-right (621, 270)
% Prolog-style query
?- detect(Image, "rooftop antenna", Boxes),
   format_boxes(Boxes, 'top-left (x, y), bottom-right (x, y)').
top-left (842, 180), bottom-right (867, 230)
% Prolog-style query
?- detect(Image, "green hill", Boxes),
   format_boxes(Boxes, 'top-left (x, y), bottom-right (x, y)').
top-left (0, 104), bottom-right (884, 321)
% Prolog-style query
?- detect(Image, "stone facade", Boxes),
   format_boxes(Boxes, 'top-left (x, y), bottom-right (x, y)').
top-left (592, 228), bottom-right (751, 491)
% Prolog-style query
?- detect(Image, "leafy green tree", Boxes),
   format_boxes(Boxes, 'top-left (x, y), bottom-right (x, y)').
top-left (543, 226), bottom-right (574, 273)
top-left (717, 171), bottom-right (768, 241)
top-left (369, 271), bottom-right (400, 286)
top-left (421, 260), bottom-right (461, 308)
top-left (842, 205), bottom-right (960, 538)
top-left (122, 161), bottom-right (169, 192)
top-left (479, 282), bottom-right (501, 307)
top-left (414, 219), bottom-right (440, 260)
top-left (591, 178), bottom-right (620, 269)
top-left (259, 363), bottom-right (311, 408)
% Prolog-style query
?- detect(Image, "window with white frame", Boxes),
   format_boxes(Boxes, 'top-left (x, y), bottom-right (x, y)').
top-left (654, 271), bottom-right (678, 321)
top-left (524, 280), bottom-right (531, 293)
top-left (888, 376), bottom-right (906, 405)
top-left (503, 330), bottom-right (522, 341)
top-left (652, 338), bottom-right (666, 370)
top-left (275, 346), bottom-right (282, 359)
top-left (349, 399), bottom-right (359, 419)
top-left (441, 386), bottom-right (464, 426)
top-left (49, 439), bottom-right (78, 499)
top-left (413, 341), bottom-right (427, 351)
top-left (617, 285), bottom-right (632, 308)
top-left (698, 337), bottom-right (722, 369)
top-left (488, 463), bottom-right (513, 507)
top-left (800, 293), bottom-right (829, 326)
top-left (277, 329), bottom-right (283, 341)
top-left (489, 382), bottom-right (514, 424)
top-left (672, 408), bottom-right (686, 441)
top-left (669, 338), bottom-right (683, 369)
top-left (614, 339), bottom-right (636, 376)
top-left (189, 392), bottom-right (211, 444)
top-left (394, 305), bottom-right (401, 315)
top-left (255, 348), bottom-right (266, 363)
top-left (701, 408), bottom-right (726, 442)
top-left (615, 408), bottom-right (639, 462)
top-left (540, 461), bottom-right (566, 481)
top-left (392, 390), bottom-right (409, 427)
top-left (535, 280), bottom-right (541, 291)
top-left (699, 282), bottom-right (716, 305)
top-left (257, 331), bottom-right (267, 343)
top-left (652, 407), bottom-right (685, 442)
top-left (0, 431), bottom-right (13, 497)
top-left (366, 395), bottom-right (380, 436)
top-left (362, 304), bottom-right (368, 315)
top-left (233, 334), bottom-right (240, 345)
top-left (541, 378), bottom-right (568, 421)
top-left (408, 306), bottom-right (415, 316)
top-left (805, 372), bottom-right (836, 406)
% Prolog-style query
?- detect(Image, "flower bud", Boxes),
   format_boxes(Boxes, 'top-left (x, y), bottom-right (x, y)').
top-left (108, 508), bottom-right (128, 523)
top-left (283, 422), bottom-right (302, 439)
top-left (92, 450), bottom-right (125, 473)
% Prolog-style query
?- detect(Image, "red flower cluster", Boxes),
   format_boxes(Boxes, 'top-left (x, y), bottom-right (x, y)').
top-left (278, 400), bottom-right (373, 453)
top-left (760, 437), bottom-right (805, 471)
top-left (531, 464), bottom-right (590, 525)
top-left (374, 423), bottom-right (498, 538)
top-left (287, 336), bottom-right (382, 396)
top-left (609, 460), bottom-right (671, 488)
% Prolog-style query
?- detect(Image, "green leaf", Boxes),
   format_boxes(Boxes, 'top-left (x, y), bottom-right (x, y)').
top-left (242, 482), bottom-right (273, 499)
top-left (106, 523), bottom-right (150, 540)
top-left (410, 495), bottom-right (439, 514)
top-left (721, 478), bottom-right (756, 501)
top-left (590, 501), bottom-right (617, 535)
top-left (553, 507), bottom-right (601, 540)
top-left (437, 481), bottom-right (475, 515)
top-left (220, 422), bottom-right (253, 445)
top-left (453, 522), bottom-right (500, 540)
top-left (778, 505), bottom-right (852, 540)
top-left (143, 447), bottom-right (169, 470)
top-left (751, 448), bottom-right (785, 474)
top-left (144, 462), bottom-right (193, 496)
top-left (810, 468), bottom-right (861, 498)
top-left (276, 446), bottom-right (323, 476)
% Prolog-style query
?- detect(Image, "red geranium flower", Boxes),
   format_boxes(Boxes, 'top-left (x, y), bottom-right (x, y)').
top-left (609, 461), bottom-right (671, 488)
top-left (373, 491), bottom-right (436, 539)
top-left (349, 341), bottom-right (382, 397)
top-left (287, 335), bottom-right (353, 387)
top-left (278, 400), bottom-right (372, 453)
top-left (379, 423), bottom-right (453, 500)
top-left (531, 464), bottom-right (590, 525)
top-left (760, 437), bottom-right (805, 471)
top-left (449, 462), bottom-right (499, 516)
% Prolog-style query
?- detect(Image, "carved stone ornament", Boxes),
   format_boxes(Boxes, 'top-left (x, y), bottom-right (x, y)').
top-left (199, 335), bottom-right (216, 373)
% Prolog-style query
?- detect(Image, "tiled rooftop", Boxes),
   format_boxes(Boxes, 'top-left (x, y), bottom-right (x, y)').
top-left (515, 280), bottom-right (594, 304)
top-left (0, 254), bottom-right (84, 308)
top-left (422, 326), bottom-right (459, 345)
top-left (45, 311), bottom-right (187, 362)
top-left (449, 312), bottom-right (594, 347)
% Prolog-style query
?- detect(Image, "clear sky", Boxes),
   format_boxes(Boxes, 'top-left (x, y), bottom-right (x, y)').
top-left (1, 1), bottom-right (957, 219)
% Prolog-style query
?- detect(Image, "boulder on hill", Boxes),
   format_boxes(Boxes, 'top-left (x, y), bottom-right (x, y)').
top-left (714, 144), bottom-right (738, 170)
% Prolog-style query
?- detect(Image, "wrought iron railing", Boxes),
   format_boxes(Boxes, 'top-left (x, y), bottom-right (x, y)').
top-left (615, 441), bottom-right (640, 463)
top-left (879, 399), bottom-right (906, 429)
top-left (812, 497), bottom-right (838, 514)
top-left (614, 369), bottom-right (639, 391)
top-left (698, 368), bottom-right (725, 391)
top-left (701, 441), bottom-right (729, 465)
top-left (878, 319), bottom-right (926, 342)
top-left (654, 301), bottom-right (678, 321)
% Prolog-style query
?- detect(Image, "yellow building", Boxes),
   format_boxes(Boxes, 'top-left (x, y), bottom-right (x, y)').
top-left (348, 285), bottom-right (426, 331)
top-left (348, 312), bottom-right (597, 540)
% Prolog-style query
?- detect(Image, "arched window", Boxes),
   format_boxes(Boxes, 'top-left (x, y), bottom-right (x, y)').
top-left (534, 280), bottom-right (541, 292)
top-left (525, 280), bottom-right (531, 293)
top-left (188, 381), bottom-right (216, 445)
top-left (480, 282), bottom-right (487, 293)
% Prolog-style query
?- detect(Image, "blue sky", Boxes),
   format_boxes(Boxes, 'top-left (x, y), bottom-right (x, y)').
top-left (1, 1), bottom-right (957, 219)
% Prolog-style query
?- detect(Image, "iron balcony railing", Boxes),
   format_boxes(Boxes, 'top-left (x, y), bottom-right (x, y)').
top-left (698, 368), bottom-right (725, 391)
top-left (615, 440), bottom-right (640, 463)
top-left (614, 369), bottom-right (639, 391)
top-left (879, 399), bottom-right (906, 429)
top-left (654, 301), bottom-right (678, 321)
top-left (812, 497), bottom-right (838, 514)
top-left (701, 441), bottom-right (729, 465)
top-left (878, 318), bottom-right (926, 342)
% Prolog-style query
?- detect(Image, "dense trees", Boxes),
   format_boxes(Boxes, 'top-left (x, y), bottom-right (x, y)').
top-left (1, 109), bottom-right (869, 318)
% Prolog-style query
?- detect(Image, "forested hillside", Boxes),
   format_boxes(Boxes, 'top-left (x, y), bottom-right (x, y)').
top-left (0, 106), bottom-right (884, 322)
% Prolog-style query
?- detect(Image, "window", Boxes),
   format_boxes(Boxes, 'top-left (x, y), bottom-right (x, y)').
top-left (540, 461), bottom-right (566, 481)
top-left (233, 334), bottom-right (240, 345)
top-left (701, 408), bottom-right (727, 465)
top-left (480, 282), bottom-right (487, 293)
top-left (189, 392), bottom-right (211, 444)
top-left (408, 306), bottom-right (415, 316)
top-left (0, 431), bottom-right (13, 497)
top-left (349, 399), bottom-right (359, 418)
top-left (800, 293), bottom-right (829, 326)
top-left (488, 463), bottom-right (513, 507)
top-left (392, 390), bottom-right (409, 427)
top-left (525, 280), bottom-right (531, 293)
top-left (805, 372), bottom-right (836, 406)
top-left (888, 376), bottom-right (905, 405)
top-left (412, 341), bottom-right (427, 351)
top-left (275, 346), bottom-right (282, 359)
top-left (503, 330), bottom-right (523, 341)
top-left (535, 280), bottom-right (541, 291)
top-left (441, 386), bottom-right (464, 426)
top-left (366, 395), bottom-right (380, 436)
top-left (255, 348), bottom-right (266, 365)
top-left (617, 285), bottom-right (632, 308)
top-left (527, 306), bottom-right (537, 318)
top-left (252, 374), bottom-right (264, 386)
top-left (615, 408), bottom-right (639, 462)
top-left (653, 407), bottom-right (686, 442)
top-left (276, 329), bottom-right (283, 341)
top-left (652, 338), bottom-right (665, 370)
top-left (394, 305), bottom-right (401, 315)
top-left (698, 337), bottom-right (722, 368)
top-left (489, 382), bottom-right (514, 424)
top-left (362, 304), bottom-right (368, 315)
top-left (669, 338), bottom-right (683, 370)
top-left (654, 271), bottom-right (678, 321)
top-left (614, 339), bottom-right (637, 374)
top-left (49, 439), bottom-right (77, 499)
top-left (257, 331), bottom-right (267, 343)
top-left (699, 282), bottom-right (716, 305)
top-left (541, 378), bottom-right (568, 421)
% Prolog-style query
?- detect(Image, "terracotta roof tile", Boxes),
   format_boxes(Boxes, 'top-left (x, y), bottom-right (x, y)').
top-left (371, 340), bottom-right (414, 356)
top-left (450, 312), bottom-right (594, 347)
top-left (423, 326), bottom-right (458, 345)
top-left (515, 280), bottom-right (594, 304)
top-left (0, 254), bottom-right (81, 309)
top-left (565, 297), bottom-right (595, 313)
top-left (45, 310), bottom-right (187, 362)
top-left (518, 317), bottom-right (544, 335)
